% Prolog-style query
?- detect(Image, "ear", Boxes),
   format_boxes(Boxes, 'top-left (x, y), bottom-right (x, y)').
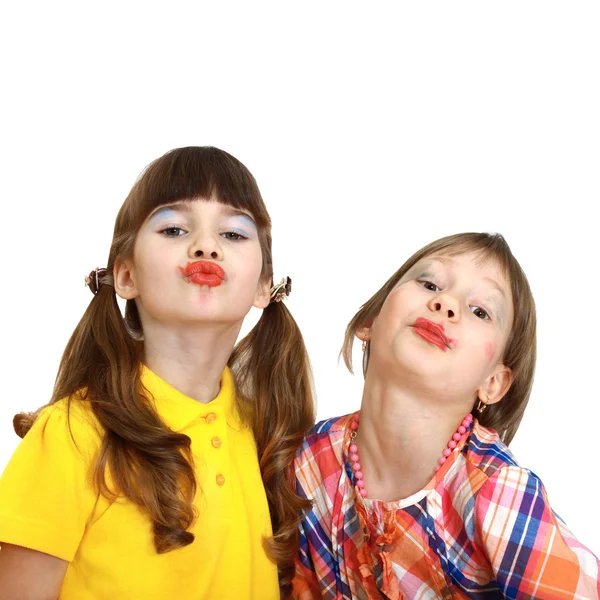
top-left (476, 364), bottom-right (513, 407)
top-left (355, 320), bottom-right (374, 343)
top-left (113, 258), bottom-right (139, 301)
top-left (253, 278), bottom-right (271, 310)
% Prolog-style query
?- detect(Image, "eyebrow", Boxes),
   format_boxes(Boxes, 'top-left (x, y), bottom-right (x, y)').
top-left (221, 206), bottom-right (257, 225)
top-left (424, 256), bottom-right (508, 300)
top-left (482, 276), bottom-right (508, 300)
top-left (148, 203), bottom-right (192, 220)
top-left (148, 202), bottom-right (256, 226)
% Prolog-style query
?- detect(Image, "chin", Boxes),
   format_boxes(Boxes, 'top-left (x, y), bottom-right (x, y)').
top-left (379, 342), bottom-right (444, 377)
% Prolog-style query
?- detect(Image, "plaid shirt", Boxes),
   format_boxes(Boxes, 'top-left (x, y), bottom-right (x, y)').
top-left (293, 414), bottom-right (600, 599)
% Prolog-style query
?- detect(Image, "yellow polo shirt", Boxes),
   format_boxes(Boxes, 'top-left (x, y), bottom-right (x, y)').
top-left (0, 367), bottom-right (279, 599)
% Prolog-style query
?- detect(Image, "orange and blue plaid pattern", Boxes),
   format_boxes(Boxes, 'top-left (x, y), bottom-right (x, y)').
top-left (293, 413), bottom-right (600, 599)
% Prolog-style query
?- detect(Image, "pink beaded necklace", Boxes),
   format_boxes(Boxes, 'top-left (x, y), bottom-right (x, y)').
top-left (348, 412), bottom-right (474, 498)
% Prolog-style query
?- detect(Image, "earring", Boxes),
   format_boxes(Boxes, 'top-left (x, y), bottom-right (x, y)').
top-left (361, 334), bottom-right (371, 352)
top-left (476, 394), bottom-right (489, 414)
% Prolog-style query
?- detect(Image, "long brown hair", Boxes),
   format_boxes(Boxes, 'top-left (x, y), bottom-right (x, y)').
top-left (14, 146), bottom-right (314, 597)
top-left (341, 232), bottom-right (536, 445)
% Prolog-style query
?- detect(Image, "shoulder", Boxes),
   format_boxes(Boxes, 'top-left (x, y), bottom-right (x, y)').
top-left (449, 429), bottom-right (550, 543)
top-left (24, 394), bottom-right (104, 460)
top-left (464, 420), bottom-right (520, 477)
top-left (0, 396), bottom-right (104, 563)
top-left (466, 440), bottom-right (550, 530)
top-left (447, 422), bottom-right (530, 525)
top-left (294, 413), bottom-right (354, 496)
top-left (461, 422), bottom-right (547, 503)
top-left (298, 413), bottom-right (354, 460)
top-left (308, 413), bottom-right (354, 438)
top-left (476, 462), bottom-right (547, 507)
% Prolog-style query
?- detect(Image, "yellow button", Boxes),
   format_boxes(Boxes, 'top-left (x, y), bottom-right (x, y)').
top-left (205, 413), bottom-right (217, 424)
top-left (216, 473), bottom-right (225, 486)
top-left (211, 436), bottom-right (222, 448)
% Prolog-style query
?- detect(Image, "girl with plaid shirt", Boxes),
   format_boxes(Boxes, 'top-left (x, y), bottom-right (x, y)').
top-left (293, 233), bottom-right (599, 599)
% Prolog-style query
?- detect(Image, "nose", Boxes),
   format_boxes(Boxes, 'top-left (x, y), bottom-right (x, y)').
top-left (188, 231), bottom-right (222, 261)
top-left (428, 292), bottom-right (460, 321)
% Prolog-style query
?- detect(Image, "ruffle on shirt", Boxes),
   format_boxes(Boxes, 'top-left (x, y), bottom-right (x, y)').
top-left (355, 497), bottom-right (458, 599)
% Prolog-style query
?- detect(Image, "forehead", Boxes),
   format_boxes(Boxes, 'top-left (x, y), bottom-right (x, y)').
top-left (406, 251), bottom-right (513, 306)
top-left (414, 251), bottom-right (507, 280)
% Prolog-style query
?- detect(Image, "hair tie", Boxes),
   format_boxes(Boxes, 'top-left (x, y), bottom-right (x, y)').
top-left (84, 267), bottom-right (109, 295)
top-left (270, 276), bottom-right (292, 303)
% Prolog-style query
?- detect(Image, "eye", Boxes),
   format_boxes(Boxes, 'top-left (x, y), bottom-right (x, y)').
top-left (419, 280), bottom-right (440, 292)
top-left (160, 226), bottom-right (186, 237)
top-left (470, 306), bottom-right (490, 320)
top-left (221, 231), bottom-right (248, 241)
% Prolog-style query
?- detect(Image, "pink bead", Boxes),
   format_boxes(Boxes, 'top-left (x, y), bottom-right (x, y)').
top-left (347, 412), bottom-right (476, 499)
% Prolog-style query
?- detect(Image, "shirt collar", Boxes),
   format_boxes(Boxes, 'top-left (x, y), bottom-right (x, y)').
top-left (139, 365), bottom-right (244, 432)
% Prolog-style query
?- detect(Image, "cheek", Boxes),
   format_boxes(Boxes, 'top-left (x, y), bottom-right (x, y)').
top-left (371, 290), bottom-right (412, 345)
top-left (385, 286), bottom-right (413, 314)
top-left (234, 248), bottom-right (263, 286)
top-left (140, 252), bottom-right (177, 284)
top-left (484, 342), bottom-right (495, 362)
top-left (381, 285), bottom-right (426, 329)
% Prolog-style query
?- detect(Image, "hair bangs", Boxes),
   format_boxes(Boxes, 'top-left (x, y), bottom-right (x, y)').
top-left (422, 233), bottom-right (512, 281)
top-left (121, 146), bottom-right (271, 234)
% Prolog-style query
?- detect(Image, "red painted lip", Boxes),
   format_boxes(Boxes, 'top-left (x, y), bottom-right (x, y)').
top-left (411, 317), bottom-right (456, 352)
top-left (178, 261), bottom-right (225, 287)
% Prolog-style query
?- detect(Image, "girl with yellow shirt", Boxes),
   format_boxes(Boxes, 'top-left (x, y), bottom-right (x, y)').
top-left (0, 146), bottom-right (314, 600)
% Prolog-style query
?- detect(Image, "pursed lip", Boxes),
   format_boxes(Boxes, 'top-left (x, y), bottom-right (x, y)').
top-left (411, 317), bottom-right (456, 351)
top-left (178, 261), bottom-right (225, 287)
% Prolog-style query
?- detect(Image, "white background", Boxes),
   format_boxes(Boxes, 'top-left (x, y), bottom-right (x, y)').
top-left (1, 2), bottom-right (598, 555)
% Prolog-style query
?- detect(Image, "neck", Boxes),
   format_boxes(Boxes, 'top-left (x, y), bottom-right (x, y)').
top-left (355, 367), bottom-right (472, 501)
top-left (142, 319), bottom-right (242, 404)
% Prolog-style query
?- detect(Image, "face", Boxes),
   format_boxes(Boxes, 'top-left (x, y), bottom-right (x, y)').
top-left (364, 251), bottom-right (514, 409)
top-left (114, 198), bottom-right (270, 328)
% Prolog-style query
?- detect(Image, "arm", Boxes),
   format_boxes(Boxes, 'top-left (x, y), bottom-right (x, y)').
top-left (0, 403), bottom-right (100, 598)
top-left (292, 519), bottom-right (321, 600)
top-left (291, 423), bottom-right (349, 599)
top-left (474, 466), bottom-right (600, 599)
top-left (0, 543), bottom-right (68, 600)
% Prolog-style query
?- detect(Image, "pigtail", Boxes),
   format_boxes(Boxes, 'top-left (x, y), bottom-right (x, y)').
top-left (13, 411), bottom-right (37, 439)
top-left (230, 300), bottom-right (315, 599)
top-left (13, 286), bottom-right (197, 554)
